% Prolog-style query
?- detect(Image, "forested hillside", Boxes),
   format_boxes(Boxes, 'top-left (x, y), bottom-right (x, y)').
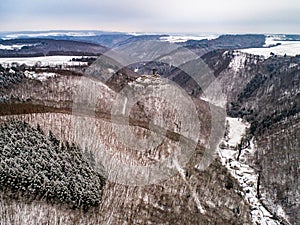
top-left (0, 120), bottom-right (106, 210)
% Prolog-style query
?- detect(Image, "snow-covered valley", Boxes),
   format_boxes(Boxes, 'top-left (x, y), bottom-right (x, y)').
top-left (218, 117), bottom-right (290, 225)
top-left (0, 31), bottom-right (298, 224)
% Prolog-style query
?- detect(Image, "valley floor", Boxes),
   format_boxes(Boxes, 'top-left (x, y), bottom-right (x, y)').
top-left (218, 117), bottom-right (290, 225)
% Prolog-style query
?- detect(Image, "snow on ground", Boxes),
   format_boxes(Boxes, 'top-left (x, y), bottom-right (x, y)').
top-left (128, 75), bottom-right (163, 89)
top-left (240, 35), bottom-right (300, 57)
top-left (0, 56), bottom-right (89, 67)
top-left (130, 75), bottom-right (163, 85)
top-left (218, 117), bottom-right (287, 225)
top-left (173, 158), bottom-right (206, 214)
top-left (263, 35), bottom-right (286, 47)
top-left (226, 117), bottom-right (249, 147)
top-left (135, 75), bottom-right (154, 84)
top-left (160, 34), bottom-right (218, 43)
top-left (107, 68), bottom-right (115, 74)
top-left (8, 68), bottom-right (15, 74)
top-left (24, 71), bottom-right (58, 81)
top-left (228, 51), bottom-right (247, 72)
top-left (2, 31), bottom-right (96, 40)
top-left (0, 44), bottom-right (38, 50)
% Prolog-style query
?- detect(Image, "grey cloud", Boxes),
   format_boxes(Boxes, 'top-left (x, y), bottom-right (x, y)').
top-left (0, 0), bottom-right (299, 33)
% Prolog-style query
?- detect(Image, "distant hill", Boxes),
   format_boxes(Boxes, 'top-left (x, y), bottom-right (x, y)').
top-left (185, 34), bottom-right (265, 49)
top-left (0, 38), bottom-right (107, 57)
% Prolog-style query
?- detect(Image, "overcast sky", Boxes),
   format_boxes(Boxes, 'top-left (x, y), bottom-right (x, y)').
top-left (0, 0), bottom-right (299, 33)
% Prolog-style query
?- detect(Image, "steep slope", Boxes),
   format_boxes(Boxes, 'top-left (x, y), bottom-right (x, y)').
top-left (202, 50), bottom-right (299, 224)
top-left (0, 64), bottom-right (253, 224)
top-left (1, 41), bottom-right (298, 224)
top-left (139, 48), bottom-right (299, 224)
top-left (0, 120), bottom-right (106, 210)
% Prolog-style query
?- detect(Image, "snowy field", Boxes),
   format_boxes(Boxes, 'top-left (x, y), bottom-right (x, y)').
top-left (0, 56), bottom-right (89, 67)
top-left (240, 36), bottom-right (300, 57)
top-left (160, 34), bottom-right (218, 43)
top-left (0, 44), bottom-right (38, 50)
top-left (1, 31), bottom-right (96, 40)
top-left (218, 117), bottom-right (289, 225)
